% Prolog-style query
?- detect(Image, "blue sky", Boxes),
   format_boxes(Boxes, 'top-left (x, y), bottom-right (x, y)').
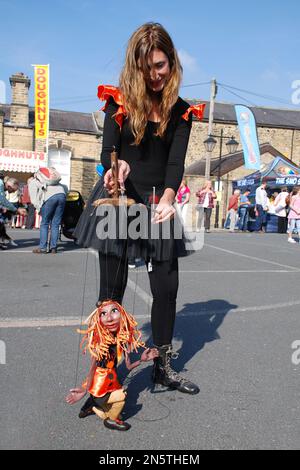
top-left (0, 0), bottom-right (299, 112)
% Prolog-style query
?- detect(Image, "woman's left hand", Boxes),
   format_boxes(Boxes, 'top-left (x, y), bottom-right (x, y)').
top-left (152, 200), bottom-right (176, 224)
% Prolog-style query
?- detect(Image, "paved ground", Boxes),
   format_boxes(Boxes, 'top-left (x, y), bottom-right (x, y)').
top-left (1, 229), bottom-right (300, 450)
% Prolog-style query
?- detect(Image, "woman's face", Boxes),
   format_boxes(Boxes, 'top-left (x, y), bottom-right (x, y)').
top-left (99, 303), bottom-right (121, 333)
top-left (145, 48), bottom-right (171, 93)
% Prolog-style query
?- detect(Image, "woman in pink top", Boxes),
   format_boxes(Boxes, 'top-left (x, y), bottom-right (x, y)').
top-left (176, 179), bottom-right (190, 225)
top-left (287, 187), bottom-right (300, 244)
top-left (195, 180), bottom-right (217, 233)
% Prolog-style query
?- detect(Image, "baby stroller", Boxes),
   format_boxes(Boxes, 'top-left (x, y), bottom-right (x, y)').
top-left (61, 190), bottom-right (84, 240)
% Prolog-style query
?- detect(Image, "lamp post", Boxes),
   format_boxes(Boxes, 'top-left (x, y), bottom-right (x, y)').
top-left (204, 131), bottom-right (239, 228)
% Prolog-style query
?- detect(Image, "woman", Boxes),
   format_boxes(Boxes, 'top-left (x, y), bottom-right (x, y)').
top-left (5, 179), bottom-right (20, 228)
top-left (74, 23), bottom-right (205, 394)
top-left (195, 180), bottom-right (216, 233)
top-left (274, 187), bottom-right (289, 234)
top-left (227, 189), bottom-right (240, 232)
top-left (176, 179), bottom-right (190, 225)
top-left (287, 187), bottom-right (300, 244)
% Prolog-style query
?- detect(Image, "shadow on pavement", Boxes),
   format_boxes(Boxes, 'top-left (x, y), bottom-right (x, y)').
top-left (4, 235), bottom-right (82, 252)
top-left (122, 299), bottom-right (237, 420)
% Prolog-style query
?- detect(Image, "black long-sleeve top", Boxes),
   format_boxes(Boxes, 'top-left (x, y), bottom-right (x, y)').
top-left (101, 96), bottom-right (192, 203)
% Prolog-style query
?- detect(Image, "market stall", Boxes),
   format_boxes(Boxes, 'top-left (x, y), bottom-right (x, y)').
top-left (232, 157), bottom-right (300, 232)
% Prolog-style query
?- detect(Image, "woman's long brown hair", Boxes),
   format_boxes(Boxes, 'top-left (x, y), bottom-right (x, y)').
top-left (119, 22), bottom-right (182, 145)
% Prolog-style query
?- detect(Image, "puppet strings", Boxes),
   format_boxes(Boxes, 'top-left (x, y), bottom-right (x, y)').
top-left (73, 248), bottom-right (90, 388)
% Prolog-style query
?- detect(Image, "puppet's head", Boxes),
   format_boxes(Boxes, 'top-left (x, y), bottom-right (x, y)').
top-left (78, 300), bottom-right (145, 361)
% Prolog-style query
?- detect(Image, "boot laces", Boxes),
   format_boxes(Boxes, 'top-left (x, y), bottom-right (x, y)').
top-left (165, 351), bottom-right (189, 385)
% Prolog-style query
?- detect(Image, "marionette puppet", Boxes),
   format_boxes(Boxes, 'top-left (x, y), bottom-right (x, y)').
top-left (66, 300), bottom-right (158, 431)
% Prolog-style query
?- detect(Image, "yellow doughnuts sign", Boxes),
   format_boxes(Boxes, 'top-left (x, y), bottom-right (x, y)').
top-left (33, 65), bottom-right (49, 140)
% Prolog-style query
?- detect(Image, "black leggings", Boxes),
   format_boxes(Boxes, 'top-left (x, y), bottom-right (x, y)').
top-left (98, 253), bottom-right (179, 347)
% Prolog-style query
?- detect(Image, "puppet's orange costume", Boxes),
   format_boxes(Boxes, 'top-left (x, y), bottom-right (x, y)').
top-left (78, 301), bottom-right (144, 425)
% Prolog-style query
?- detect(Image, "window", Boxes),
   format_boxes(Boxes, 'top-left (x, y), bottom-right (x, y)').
top-left (48, 147), bottom-right (71, 189)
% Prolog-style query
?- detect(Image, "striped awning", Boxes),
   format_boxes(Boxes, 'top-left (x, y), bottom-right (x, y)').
top-left (0, 148), bottom-right (48, 173)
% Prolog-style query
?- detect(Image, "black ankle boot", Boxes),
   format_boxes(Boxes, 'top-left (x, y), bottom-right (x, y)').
top-left (152, 344), bottom-right (200, 395)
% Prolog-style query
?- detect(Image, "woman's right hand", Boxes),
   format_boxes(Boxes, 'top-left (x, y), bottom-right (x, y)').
top-left (104, 160), bottom-right (131, 194)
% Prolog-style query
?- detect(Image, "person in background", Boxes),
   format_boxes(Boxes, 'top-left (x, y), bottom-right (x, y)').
top-left (5, 179), bottom-right (21, 228)
top-left (238, 188), bottom-right (251, 231)
top-left (196, 180), bottom-right (217, 233)
top-left (0, 175), bottom-right (26, 218)
top-left (228, 189), bottom-right (240, 233)
top-left (255, 180), bottom-right (268, 232)
top-left (31, 168), bottom-right (67, 254)
top-left (0, 175), bottom-right (26, 247)
top-left (267, 195), bottom-right (276, 215)
top-left (274, 187), bottom-right (289, 234)
top-left (176, 179), bottom-right (190, 225)
top-left (287, 187), bottom-right (300, 244)
top-left (21, 177), bottom-right (36, 229)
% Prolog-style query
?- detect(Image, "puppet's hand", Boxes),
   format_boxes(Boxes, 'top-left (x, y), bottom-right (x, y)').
top-left (141, 347), bottom-right (159, 362)
top-left (65, 388), bottom-right (86, 404)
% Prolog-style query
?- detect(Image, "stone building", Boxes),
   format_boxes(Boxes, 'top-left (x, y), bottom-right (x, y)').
top-left (184, 100), bottom-right (300, 227)
top-left (0, 72), bottom-right (103, 200)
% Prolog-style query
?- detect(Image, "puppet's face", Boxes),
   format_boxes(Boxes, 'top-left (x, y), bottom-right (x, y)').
top-left (98, 303), bottom-right (121, 333)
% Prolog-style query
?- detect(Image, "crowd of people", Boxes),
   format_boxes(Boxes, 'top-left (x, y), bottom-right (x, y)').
top-left (173, 177), bottom-right (300, 244)
top-left (225, 180), bottom-right (300, 243)
top-left (0, 169), bottom-right (67, 252)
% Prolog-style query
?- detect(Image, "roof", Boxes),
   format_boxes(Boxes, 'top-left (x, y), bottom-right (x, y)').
top-left (232, 156), bottom-right (300, 188)
top-left (234, 156), bottom-right (300, 182)
top-left (0, 104), bottom-right (101, 135)
top-left (186, 99), bottom-right (300, 130)
top-left (185, 143), bottom-right (290, 177)
top-left (1, 99), bottom-right (300, 132)
top-left (1, 97), bottom-right (300, 132)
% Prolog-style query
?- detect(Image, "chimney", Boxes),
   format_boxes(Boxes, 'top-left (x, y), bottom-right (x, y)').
top-left (9, 72), bottom-right (31, 127)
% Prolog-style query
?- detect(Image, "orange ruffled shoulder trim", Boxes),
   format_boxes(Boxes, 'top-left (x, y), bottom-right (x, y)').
top-left (97, 85), bottom-right (126, 129)
top-left (182, 103), bottom-right (206, 122)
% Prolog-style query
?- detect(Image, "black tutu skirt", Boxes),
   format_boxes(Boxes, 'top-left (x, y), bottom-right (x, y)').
top-left (73, 177), bottom-right (195, 261)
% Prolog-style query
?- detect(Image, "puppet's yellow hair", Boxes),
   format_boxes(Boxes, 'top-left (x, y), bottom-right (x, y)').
top-left (77, 300), bottom-right (145, 361)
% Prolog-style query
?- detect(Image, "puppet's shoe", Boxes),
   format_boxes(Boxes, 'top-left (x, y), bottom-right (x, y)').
top-left (78, 408), bottom-right (95, 419)
top-left (103, 418), bottom-right (131, 431)
top-left (152, 344), bottom-right (200, 395)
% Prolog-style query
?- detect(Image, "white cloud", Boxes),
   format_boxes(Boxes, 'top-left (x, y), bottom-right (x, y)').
top-left (178, 49), bottom-right (198, 71)
top-left (260, 69), bottom-right (280, 82)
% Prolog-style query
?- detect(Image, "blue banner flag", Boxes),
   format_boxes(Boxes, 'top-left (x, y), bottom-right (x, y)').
top-left (235, 105), bottom-right (261, 170)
